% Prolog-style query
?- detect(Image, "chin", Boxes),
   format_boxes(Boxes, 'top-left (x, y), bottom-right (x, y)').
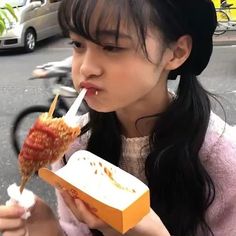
top-left (87, 103), bottom-right (113, 113)
top-left (93, 107), bottom-right (115, 113)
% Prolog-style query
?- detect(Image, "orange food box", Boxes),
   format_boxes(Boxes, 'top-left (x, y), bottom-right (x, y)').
top-left (38, 150), bottom-right (150, 234)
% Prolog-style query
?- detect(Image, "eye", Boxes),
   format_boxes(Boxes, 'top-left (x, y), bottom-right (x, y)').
top-left (103, 45), bottom-right (124, 52)
top-left (69, 40), bottom-right (82, 49)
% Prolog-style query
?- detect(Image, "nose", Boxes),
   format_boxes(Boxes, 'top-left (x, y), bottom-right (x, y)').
top-left (80, 50), bottom-right (103, 79)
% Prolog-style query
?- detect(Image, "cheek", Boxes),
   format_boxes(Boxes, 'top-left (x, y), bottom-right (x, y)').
top-left (110, 65), bottom-right (156, 98)
top-left (71, 59), bottom-right (81, 88)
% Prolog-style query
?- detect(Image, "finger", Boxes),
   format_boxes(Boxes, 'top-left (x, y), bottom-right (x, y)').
top-left (60, 191), bottom-right (106, 229)
top-left (60, 191), bottom-right (81, 219)
top-left (2, 226), bottom-right (27, 236)
top-left (74, 198), bottom-right (106, 229)
top-left (60, 191), bottom-right (76, 209)
top-left (0, 206), bottom-right (25, 218)
top-left (0, 218), bottom-right (25, 231)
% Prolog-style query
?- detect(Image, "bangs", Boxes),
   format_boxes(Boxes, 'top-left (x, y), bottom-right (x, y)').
top-left (59, 0), bottom-right (151, 47)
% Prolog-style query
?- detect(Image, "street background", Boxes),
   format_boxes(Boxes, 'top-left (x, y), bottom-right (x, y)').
top-left (0, 34), bottom-right (236, 215)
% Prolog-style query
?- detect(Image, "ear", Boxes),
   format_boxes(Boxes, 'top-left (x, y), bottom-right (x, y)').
top-left (164, 35), bottom-right (192, 71)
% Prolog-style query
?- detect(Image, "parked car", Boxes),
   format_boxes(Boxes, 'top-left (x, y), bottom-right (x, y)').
top-left (0, 0), bottom-right (62, 52)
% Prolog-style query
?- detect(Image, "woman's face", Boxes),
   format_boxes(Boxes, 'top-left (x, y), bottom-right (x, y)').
top-left (71, 25), bottom-right (173, 114)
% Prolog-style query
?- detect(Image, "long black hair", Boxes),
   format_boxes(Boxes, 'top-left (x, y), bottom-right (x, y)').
top-left (58, 0), bottom-right (217, 235)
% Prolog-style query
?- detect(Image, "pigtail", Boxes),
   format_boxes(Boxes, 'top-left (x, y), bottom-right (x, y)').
top-left (86, 111), bottom-right (122, 166)
top-left (146, 74), bottom-right (215, 236)
top-left (90, 229), bottom-right (104, 236)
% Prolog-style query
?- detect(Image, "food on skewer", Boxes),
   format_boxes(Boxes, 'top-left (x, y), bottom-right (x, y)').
top-left (18, 89), bottom-right (87, 193)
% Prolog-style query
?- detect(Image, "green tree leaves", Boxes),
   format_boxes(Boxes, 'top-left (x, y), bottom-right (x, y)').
top-left (0, 2), bottom-right (17, 35)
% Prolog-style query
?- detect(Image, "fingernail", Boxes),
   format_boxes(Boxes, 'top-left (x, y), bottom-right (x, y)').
top-left (17, 207), bottom-right (25, 216)
top-left (60, 190), bottom-right (67, 197)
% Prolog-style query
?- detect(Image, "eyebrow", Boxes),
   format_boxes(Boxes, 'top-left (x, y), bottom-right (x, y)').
top-left (69, 30), bottom-right (133, 43)
top-left (96, 30), bottom-right (132, 40)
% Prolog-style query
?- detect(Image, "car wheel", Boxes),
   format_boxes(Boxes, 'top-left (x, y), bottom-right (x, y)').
top-left (24, 29), bottom-right (36, 52)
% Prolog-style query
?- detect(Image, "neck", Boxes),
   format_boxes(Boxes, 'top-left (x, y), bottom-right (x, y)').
top-left (116, 87), bottom-right (171, 138)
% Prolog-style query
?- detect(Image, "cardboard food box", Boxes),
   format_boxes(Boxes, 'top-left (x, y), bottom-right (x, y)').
top-left (38, 150), bottom-right (150, 234)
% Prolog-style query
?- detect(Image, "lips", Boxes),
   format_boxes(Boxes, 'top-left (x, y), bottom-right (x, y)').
top-left (80, 81), bottom-right (101, 96)
top-left (80, 81), bottom-right (100, 90)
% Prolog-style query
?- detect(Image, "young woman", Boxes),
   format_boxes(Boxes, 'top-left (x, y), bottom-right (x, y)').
top-left (0, 0), bottom-right (236, 236)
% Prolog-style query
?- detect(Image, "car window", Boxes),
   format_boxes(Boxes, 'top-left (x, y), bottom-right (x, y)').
top-left (49, 0), bottom-right (61, 2)
top-left (0, 0), bottom-right (27, 8)
top-left (30, 0), bottom-right (44, 3)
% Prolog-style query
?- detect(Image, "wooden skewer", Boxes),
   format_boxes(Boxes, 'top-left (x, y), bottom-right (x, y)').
top-left (48, 94), bottom-right (59, 117)
top-left (19, 167), bottom-right (36, 193)
top-left (19, 176), bottom-right (29, 194)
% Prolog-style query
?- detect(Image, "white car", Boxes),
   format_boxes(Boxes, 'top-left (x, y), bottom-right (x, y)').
top-left (0, 0), bottom-right (62, 52)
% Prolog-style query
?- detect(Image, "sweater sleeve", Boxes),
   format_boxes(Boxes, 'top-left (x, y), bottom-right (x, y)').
top-left (200, 114), bottom-right (236, 236)
top-left (51, 113), bottom-right (92, 236)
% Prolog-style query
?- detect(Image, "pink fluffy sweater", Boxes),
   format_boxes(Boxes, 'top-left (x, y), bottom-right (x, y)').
top-left (51, 112), bottom-right (236, 236)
